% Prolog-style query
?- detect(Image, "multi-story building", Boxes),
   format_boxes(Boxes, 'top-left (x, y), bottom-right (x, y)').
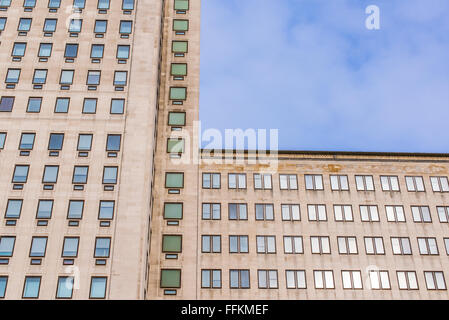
top-left (0, 0), bottom-right (448, 300)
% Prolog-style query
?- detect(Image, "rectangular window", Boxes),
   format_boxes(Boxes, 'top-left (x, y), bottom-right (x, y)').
top-left (169, 87), bottom-right (186, 101)
top-left (167, 138), bottom-right (184, 154)
top-left (12, 165), bottom-right (29, 183)
top-left (337, 236), bottom-right (358, 254)
top-left (48, 133), bottom-right (64, 150)
top-left (256, 236), bottom-right (276, 254)
top-left (12, 42), bottom-right (26, 57)
top-left (201, 270), bottom-right (221, 289)
top-left (405, 176), bottom-right (425, 192)
top-left (411, 206), bottom-right (432, 223)
top-left (228, 203), bottom-right (247, 220)
top-left (27, 97), bottom-right (42, 113)
top-left (162, 235), bottom-right (182, 253)
top-left (424, 271), bottom-right (446, 290)
top-left (106, 134), bottom-right (121, 151)
top-left (430, 176), bottom-right (449, 192)
top-left (122, 0), bottom-right (134, 10)
top-left (313, 271), bottom-right (334, 289)
top-left (385, 205), bottom-right (405, 222)
top-left (310, 236), bottom-right (331, 254)
top-left (417, 237), bottom-right (439, 255)
top-left (230, 270), bottom-right (250, 289)
top-left (77, 134), bottom-right (92, 151)
top-left (48, 0), bottom-right (61, 8)
top-left (229, 235), bottom-right (248, 253)
top-left (283, 236), bottom-right (303, 254)
top-left (67, 200), bottom-right (84, 220)
top-left (23, 277), bottom-right (41, 298)
top-left (19, 133), bottom-right (35, 150)
top-left (286, 270), bottom-right (306, 289)
top-left (355, 175), bottom-right (374, 191)
top-left (5, 199), bottom-right (22, 219)
top-left (397, 271), bottom-right (419, 290)
top-left (364, 237), bottom-right (385, 255)
top-left (255, 204), bottom-right (274, 221)
top-left (333, 205), bottom-right (353, 222)
top-left (68, 19), bottom-right (82, 32)
top-left (391, 237), bottom-right (412, 255)
top-left (36, 200), bottom-right (53, 219)
top-left (172, 41), bottom-right (188, 54)
top-left (87, 71), bottom-right (101, 85)
top-left (114, 71), bottom-right (127, 86)
top-left (305, 174), bottom-right (323, 190)
top-left (38, 43), bottom-right (52, 57)
top-left (281, 204), bottom-right (300, 221)
top-left (43, 18), bottom-right (57, 32)
top-left (55, 97), bottom-right (69, 113)
top-left (0, 236), bottom-right (15, 257)
top-left (117, 45), bottom-right (130, 59)
top-left (73, 0), bottom-right (85, 9)
top-left (94, 237), bottom-right (111, 258)
top-left (64, 44), bottom-right (78, 58)
top-left (72, 166), bottom-right (88, 184)
top-left (360, 205), bottom-right (379, 222)
top-left (119, 21), bottom-right (132, 34)
top-left (164, 203), bottom-right (183, 220)
top-left (307, 204), bottom-right (327, 221)
top-left (380, 175), bottom-right (400, 191)
top-left (94, 20), bottom-right (107, 33)
top-left (32, 70), bottom-right (47, 84)
top-left (56, 277), bottom-right (74, 299)
top-left (5, 68), bottom-right (20, 83)
top-left (201, 235), bottom-right (221, 253)
top-left (341, 271), bottom-right (363, 290)
top-left (110, 99), bottom-right (125, 114)
top-left (174, 0), bottom-right (189, 10)
top-left (0, 18), bottom-right (5, 31)
top-left (168, 111), bottom-right (185, 126)
top-left (279, 174), bottom-right (298, 190)
top-left (0, 96), bottom-right (14, 112)
top-left (99, 201), bottom-right (114, 220)
top-left (369, 270), bottom-right (390, 290)
top-left (0, 276), bottom-right (7, 298)
top-left (254, 173), bottom-right (272, 190)
top-left (160, 270), bottom-right (181, 288)
top-left (29, 237), bottom-right (47, 257)
top-left (444, 238), bottom-right (449, 255)
top-left (228, 173), bottom-right (246, 189)
top-left (165, 172), bottom-right (184, 188)
top-left (171, 63), bottom-right (187, 77)
top-left (60, 70), bottom-right (74, 85)
top-left (330, 174), bottom-right (349, 191)
top-left (18, 18), bottom-right (32, 31)
top-left (91, 44), bottom-right (104, 59)
top-left (202, 203), bottom-right (220, 220)
top-left (97, 0), bottom-right (109, 9)
top-left (90, 277), bottom-right (107, 298)
top-left (258, 270), bottom-right (278, 289)
top-left (24, 0), bottom-right (36, 8)
top-left (43, 165), bottom-right (59, 183)
top-left (173, 19), bottom-right (189, 32)
top-left (0, 132), bottom-right (5, 149)
top-left (438, 206), bottom-right (449, 223)
top-left (202, 173), bottom-right (220, 189)
top-left (103, 167), bottom-right (118, 184)
top-left (62, 237), bottom-right (79, 257)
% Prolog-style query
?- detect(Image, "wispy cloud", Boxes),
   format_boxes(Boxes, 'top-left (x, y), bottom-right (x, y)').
top-left (200, 0), bottom-right (449, 152)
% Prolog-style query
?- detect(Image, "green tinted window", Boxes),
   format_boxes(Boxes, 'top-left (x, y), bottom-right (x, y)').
top-left (173, 20), bottom-right (188, 31)
top-left (164, 203), bottom-right (183, 219)
top-left (171, 63), bottom-right (187, 76)
top-left (161, 269), bottom-right (181, 288)
top-left (169, 87), bottom-right (186, 100)
top-left (172, 41), bottom-right (188, 53)
top-left (167, 139), bottom-right (184, 153)
top-left (162, 235), bottom-right (182, 252)
top-left (168, 112), bottom-right (186, 126)
top-left (174, 0), bottom-right (188, 10)
top-left (165, 173), bottom-right (184, 188)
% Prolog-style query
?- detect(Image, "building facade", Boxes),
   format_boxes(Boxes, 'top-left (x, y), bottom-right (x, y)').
top-left (0, 0), bottom-right (449, 300)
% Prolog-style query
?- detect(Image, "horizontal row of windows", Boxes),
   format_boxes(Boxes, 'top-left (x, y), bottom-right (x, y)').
top-left (0, 275), bottom-right (107, 299)
top-left (159, 269), bottom-right (447, 291)
top-left (0, 0), bottom-right (134, 11)
top-left (0, 96), bottom-right (125, 113)
top-left (201, 172), bottom-right (449, 192)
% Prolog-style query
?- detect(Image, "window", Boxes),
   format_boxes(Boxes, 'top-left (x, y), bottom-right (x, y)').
top-left (87, 71), bottom-right (101, 85)
top-left (43, 18), bottom-right (56, 32)
top-left (5, 68), bottom-right (20, 83)
top-left (369, 270), bottom-right (390, 290)
top-left (24, 0), bottom-right (36, 8)
top-left (397, 271), bottom-right (418, 290)
top-left (337, 236), bottom-right (358, 254)
top-left (18, 18), bottom-right (32, 31)
top-left (97, 0), bottom-right (109, 9)
top-left (256, 236), bottom-right (276, 253)
top-left (279, 174), bottom-right (297, 190)
top-left (167, 138), bottom-right (184, 154)
top-left (255, 204), bottom-right (274, 221)
top-left (111, 99), bottom-right (125, 114)
top-left (19, 133), bottom-right (35, 150)
top-left (68, 19), bottom-right (82, 33)
top-left (438, 206), bottom-right (449, 223)
top-left (60, 70), bottom-right (74, 85)
top-left (201, 235), bottom-right (221, 253)
top-left (72, 166), bottom-right (88, 184)
top-left (430, 176), bottom-right (449, 192)
top-left (38, 43), bottom-right (52, 58)
top-left (119, 21), bottom-right (132, 35)
top-left (48, 133), bottom-right (64, 151)
top-left (355, 175), bottom-right (374, 191)
top-left (64, 44), bottom-right (78, 58)
top-left (94, 20), bottom-right (107, 33)
top-left (307, 204), bottom-right (327, 221)
top-left (43, 165), bottom-right (59, 183)
top-left (91, 44), bottom-right (104, 59)
top-left (165, 173), bottom-right (183, 188)
top-left (333, 205), bottom-right (353, 222)
top-left (55, 97), bottom-right (69, 113)
top-left (171, 63), bottom-right (187, 78)
top-left (254, 173), bottom-right (272, 190)
top-left (94, 238), bottom-right (111, 258)
top-left (73, 0), bottom-right (85, 8)
top-left (202, 203), bottom-right (220, 220)
top-left (99, 201), bottom-right (114, 220)
top-left (424, 271), bottom-right (446, 290)
top-left (106, 134), bottom-right (121, 152)
top-left (90, 277), bottom-right (107, 298)
top-left (285, 270), bottom-right (308, 290)
top-left (5, 199), bottom-right (22, 219)
top-left (201, 270), bottom-right (221, 289)
top-left (229, 235), bottom-right (248, 253)
top-left (258, 270), bottom-right (278, 289)
top-left (173, 19), bottom-right (189, 32)
top-left (314, 271), bottom-right (334, 289)
top-left (380, 176), bottom-right (400, 191)
top-left (0, 97), bottom-right (14, 112)
top-left (0, 18), bottom-right (5, 31)
top-left (417, 238), bottom-right (439, 255)
top-left (391, 237), bottom-right (412, 255)
top-left (27, 97), bottom-right (42, 113)
top-left (23, 277), bottom-right (41, 298)
top-left (360, 205), bottom-right (379, 222)
top-left (48, 0), bottom-right (61, 8)
top-left (0, 237), bottom-right (15, 256)
top-left (405, 176), bottom-right (425, 192)
top-left (202, 173), bottom-right (220, 189)
top-left (330, 174), bottom-right (349, 191)
top-left (445, 238), bottom-right (449, 255)
top-left (116, 45), bottom-right (130, 61)
top-left (230, 270), bottom-right (250, 289)
top-left (12, 165), bottom-right (29, 183)
top-left (283, 236), bottom-right (303, 254)
top-left (114, 71), bottom-right (127, 86)
top-left (162, 235), bottom-right (182, 253)
top-left (36, 200), bottom-right (53, 219)
top-left (0, 132), bottom-right (5, 149)
top-left (62, 237), bottom-right (79, 257)
top-left (33, 70), bottom-right (47, 84)
top-left (83, 98), bottom-right (97, 113)
top-left (228, 203), bottom-right (247, 220)
top-left (172, 41), bottom-right (188, 54)
top-left (164, 203), bottom-right (182, 220)
top-left (12, 42), bottom-right (26, 57)
top-left (160, 270), bottom-right (180, 288)
top-left (342, 271), bottom-right (363, 289)
top-left (310, 236), bottom-right (330, 254)
top-left (411, 206), bottom-right (432, 223)
top-left (281, 204), bottom-right (300, 221)
top-left (169, 87), bottom-right (186, 101)
top-left (56, 277), bottom-right (74, 299)
top-left (174, 0), bottom-right (189, 10)
top-left (228, 173), bottom-right (246, 189)
top-left (305, 174), bottom-right (323, 190)
top-left (77, 134), bottom-right (92, 151)
top-left (385, 205), bottom-right (405, 222)
top-left (29, 237), bottom-right (47, 257)
top-left (0, 276), bottom-right (7, 298)
top-left (67, 200), bottom-right (83, 220)
top-left (122, 0), bottom-right (134, 10)
top-left (364, 237), bottom-right (385, 255)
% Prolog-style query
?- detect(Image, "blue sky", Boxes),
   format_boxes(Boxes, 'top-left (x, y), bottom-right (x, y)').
top-left (199, 0), bottom-right (449, 152)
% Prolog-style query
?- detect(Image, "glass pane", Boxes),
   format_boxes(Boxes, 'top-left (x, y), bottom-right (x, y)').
top-left (57, 277), bottom-right (73, 298)
top-left (0, 277), bottom-right (7, 298)
top-left (164, 203), bottom-right (182, 219)
top-left (37, 200), bottom-right (53, 218)
top-left (27, 98), bottom-right (41, 112)
top-left (13, 166), bottom-right (29, 182)
top-left (49, 134), bottom-right (63, 150)
top-left (168, 112), bottom-right (185, 125)
top-left (172, 41), bottom-right (188, 53)
top-left (171, 63), bottom-right (187, 76)
top-left (107, 135), bottom-right (121, 151)
top-left (55, 98), bottom-right (69, 113)
top-left (43, 166), bottom-right (58, 183)
top-left (174, 0), bottom-right (189, 10)
top-left (63, 238), bottom-right (78, 256)
top-left (99, 201), bottom-right (114, 219)
top-left (0, 237), bottom-right (15, 256)
top-left (30, 238), bottom-right (47, 257)
top-left (160, 270), bottom-right (180, 288)
top-left (169, 87), bottom-right (186, 100)
top-left (91, 45), bottom-right (104, 58)
top-left (90, 278), bottom-right (107, 298)
top-left (103, 167), bottom-right (118, 184)
top-left (111, 99), bottom-right (125, 114)
top-left (77, 135), bottom-right (92, 150)
top-left (23, 278), bottom-right (40, 298)
top-left (173, 20), bottom-right (188, 31)
top-left (68, 201), bottom-right (83, 219)
top-left (165, 173), bottom-right (183, 188)
top-left (95, 238), bottom-right (111, 257)
top-left (162, 235), bottom-right (181, 252)
top-left (201, 270), bottom-right (210, 288)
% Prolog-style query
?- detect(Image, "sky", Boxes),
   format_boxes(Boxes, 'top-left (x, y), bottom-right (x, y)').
top-left (199, 0), bottom-right (449, 152)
